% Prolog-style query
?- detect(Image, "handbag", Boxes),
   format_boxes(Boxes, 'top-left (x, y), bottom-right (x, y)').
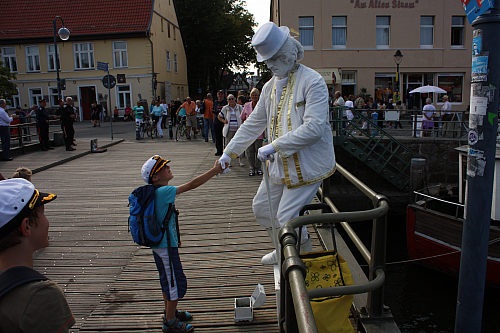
top-left (298, 204), bottom-right (354, 333)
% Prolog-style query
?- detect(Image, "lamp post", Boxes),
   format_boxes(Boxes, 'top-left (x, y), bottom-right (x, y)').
top-left (53, 16), bottom-right (70, 101)
top-left (393, 50), bottom-right (403, 102)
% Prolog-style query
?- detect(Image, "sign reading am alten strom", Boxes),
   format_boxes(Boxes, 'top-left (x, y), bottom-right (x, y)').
top-left (351, 0), bottom-right (420, 9)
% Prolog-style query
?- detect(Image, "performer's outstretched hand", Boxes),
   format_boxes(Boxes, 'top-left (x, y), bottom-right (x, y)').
top-left (258, 144), bottom-right (276, 161)
top-left (218, 153), bottom-right (231, 170)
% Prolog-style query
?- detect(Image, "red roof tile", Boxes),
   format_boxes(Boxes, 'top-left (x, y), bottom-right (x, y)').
top-left (0, 0), bottom-right (154, 41)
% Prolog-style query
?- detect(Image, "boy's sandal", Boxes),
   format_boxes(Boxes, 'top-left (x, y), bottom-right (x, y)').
top-left (162, 318), bottom-right (193, 333)
top-left (257, 170), bottom-right (263, 175)
top-left (176, 309), bottom-right (193, 321)
top-left (249, 170), bottom-right (255, 176)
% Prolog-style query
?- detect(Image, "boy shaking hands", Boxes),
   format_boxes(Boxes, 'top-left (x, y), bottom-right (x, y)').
top-left (140, 155), bottom-right (225, 333)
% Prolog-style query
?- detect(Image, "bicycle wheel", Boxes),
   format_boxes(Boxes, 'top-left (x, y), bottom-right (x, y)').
top-left (139, 125), bottom-right (145, 139)
top-left (151, 126), bottom-right (157, 139)
top-left (175, 125), bottom-right (181, 141)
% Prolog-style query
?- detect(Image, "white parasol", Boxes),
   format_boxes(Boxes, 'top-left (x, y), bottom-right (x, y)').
top-left (409, 85), bottom-right (447, 94)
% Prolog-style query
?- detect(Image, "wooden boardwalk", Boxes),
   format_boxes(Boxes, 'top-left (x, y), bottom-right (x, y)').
top-left (4, 138), bottom-right (332, 332)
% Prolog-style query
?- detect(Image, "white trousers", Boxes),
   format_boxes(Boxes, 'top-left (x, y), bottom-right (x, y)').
top-left (157, 118), bottom-right (163, 137)
top-left (252, 179), bottom-right (322, 243)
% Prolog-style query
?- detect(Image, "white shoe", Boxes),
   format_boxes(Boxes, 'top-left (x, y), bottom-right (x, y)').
top-left (239, 161), bottom-right (245, 167)
top-left (261, 250), bottom-right (278, 265)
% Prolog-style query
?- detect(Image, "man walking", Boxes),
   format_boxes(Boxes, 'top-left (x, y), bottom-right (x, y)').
top-left (36, 99), bottom-right (53, 151)
top-left (0, 99), bottom-right (18, 161)
top-left (179, 97), bottom-right (197, 140)
top-left (203, 94), bottom-right (215, 143)
top-left (213, 90), bottom-right (227, 156)
top-left (54, 97), bottom-right (76, 151)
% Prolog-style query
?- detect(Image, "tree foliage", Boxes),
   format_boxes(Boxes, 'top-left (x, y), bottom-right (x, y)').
top-left (0, 60), bottom-right (17, 102)
top-left (174, 0), bottom-right (256, 96)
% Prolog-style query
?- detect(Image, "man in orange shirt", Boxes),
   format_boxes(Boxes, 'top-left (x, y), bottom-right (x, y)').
top-left (203, 94), bottom-right (214, 143)
top-left (178, 97), bottom-right (197, 139)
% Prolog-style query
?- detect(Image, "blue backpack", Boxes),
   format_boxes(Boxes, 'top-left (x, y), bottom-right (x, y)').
top-left (128, 185), bottom-right (177, 247)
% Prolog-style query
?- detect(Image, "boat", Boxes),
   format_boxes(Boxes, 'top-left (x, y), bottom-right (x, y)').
top-left (406, 185), bottom-right (500, 288)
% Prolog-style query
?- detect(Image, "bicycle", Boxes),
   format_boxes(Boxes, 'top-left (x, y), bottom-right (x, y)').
top-left (144, 117), bottom-right (157, 139)
top-left (175, 116), bottom-right (187, 141)
top-left (136, 120), bottom-right (145, 140)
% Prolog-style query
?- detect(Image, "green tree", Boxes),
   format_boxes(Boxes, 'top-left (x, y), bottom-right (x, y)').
top-left (174, 0), bottom-right (256, 97)
top-left (0, 60), bottom-right (17, 103)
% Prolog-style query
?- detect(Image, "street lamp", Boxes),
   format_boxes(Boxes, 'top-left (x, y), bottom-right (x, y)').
top-left (53, 16), bottom-right (70, 100)
top-left (393, 50), bottom-right (403, 101)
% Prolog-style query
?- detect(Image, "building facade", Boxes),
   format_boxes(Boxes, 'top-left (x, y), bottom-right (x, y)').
top-left (271, 0), bottom-right (472, 109)
top-left (0, 0), bottom-right (188, 120)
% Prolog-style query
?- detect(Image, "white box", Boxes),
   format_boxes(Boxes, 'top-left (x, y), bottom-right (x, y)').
top-left (234, 284), bottom-right (266, 322)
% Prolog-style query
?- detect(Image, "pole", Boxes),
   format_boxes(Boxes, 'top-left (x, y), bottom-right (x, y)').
top-left (396, 63), bottom-right (399, 98)
top-left (53, 20), bottom-right (61, 101)
top-left (455, 3), bottom-right (500, 332)
top-left (107, 67), bottom-right (113, 140)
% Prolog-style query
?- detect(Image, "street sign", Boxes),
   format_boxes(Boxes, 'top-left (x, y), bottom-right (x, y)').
top-left (102, 75), bottom-right (116, 89)
top-left (462, 0), bottom-right (495, 24)
top-left (97, 61), bottom-right (108, 71)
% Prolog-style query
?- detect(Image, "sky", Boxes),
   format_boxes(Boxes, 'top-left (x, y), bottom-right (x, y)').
top-left (243, 0), bottom-right (271, 31)
top-left (242, 0), bottom-right (271, 74)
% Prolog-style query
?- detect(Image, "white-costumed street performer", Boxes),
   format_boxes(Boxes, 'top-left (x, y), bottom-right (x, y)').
top-left (218, 22), bottom-right (336, 265)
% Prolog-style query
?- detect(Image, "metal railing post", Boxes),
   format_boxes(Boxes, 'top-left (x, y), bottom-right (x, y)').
top-left (366, 194), bottom-right (389, 317)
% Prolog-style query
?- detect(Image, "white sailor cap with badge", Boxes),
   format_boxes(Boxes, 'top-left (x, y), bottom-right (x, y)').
top-left (0, 178), bottom-right (57, 240)
top-left (141, 155), bottom-right (171, 184)
top-left (252, 22), bottom-right (290, 62)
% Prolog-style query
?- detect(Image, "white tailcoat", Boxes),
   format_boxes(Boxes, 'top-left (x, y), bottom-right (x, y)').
top-left (225, 64), bottom-right (336, 189)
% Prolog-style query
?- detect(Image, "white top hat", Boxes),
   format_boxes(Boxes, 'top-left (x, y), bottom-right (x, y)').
top-left (252, 22), bottom-right (290, 62)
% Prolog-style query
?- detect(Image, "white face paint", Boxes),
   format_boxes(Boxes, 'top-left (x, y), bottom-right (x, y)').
top-left (266, 55), bottom-right (295, 79)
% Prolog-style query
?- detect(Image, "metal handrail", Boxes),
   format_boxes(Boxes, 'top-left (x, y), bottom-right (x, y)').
top-left (281, 162), bottom-right (390, 333)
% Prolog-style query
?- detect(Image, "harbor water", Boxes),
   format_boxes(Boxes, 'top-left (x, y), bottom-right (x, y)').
top-left (342, 212), bottom-right (500, 332)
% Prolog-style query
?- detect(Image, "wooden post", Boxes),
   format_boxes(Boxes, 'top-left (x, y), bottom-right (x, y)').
top-left (409, 158), bottom-right (426, 204)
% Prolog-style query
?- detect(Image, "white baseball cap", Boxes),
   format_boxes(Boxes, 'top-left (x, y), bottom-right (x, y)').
top-left (141, 155), bottom-right (170, 184)
top-left (0, 178), bottom-right (57, 240)
top-left (252, 22), bottom-right (290, 62)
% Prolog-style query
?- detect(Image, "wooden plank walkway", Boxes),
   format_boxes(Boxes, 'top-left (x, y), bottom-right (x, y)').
top-left (1, 137), bottom-right (361, 332)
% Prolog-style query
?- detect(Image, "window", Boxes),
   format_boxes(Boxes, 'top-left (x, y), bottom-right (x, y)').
top-left (437, 74), bottom-right (463, 103)
top-left (376, 16), bottom-right (390, 48)
top-left (74, 42), bottom-right (94, 69)
top-left (174, 53), bottom-right (178, 73)
top-left (451, 16), bottom-right (465, 48)
top-left (49, 87), bottom-right (61, 107)
top-left (47, 44), bottom-right (60, 71)
top-left (168, 23), bottom-right (171, 38)
top-left (420, 16), bottom-right (434, 48)
top-left (299, 17), bottom-right (314, 49)
top-left (25, 45), bottom-right (40, 72)
top-left (9, 89), bottom-right (20, 109)
top-left (116, 84), bottom-right (131, 109)
top-left (2, 47), bottom-right (17, 72)
top-left (28, 88), bottom-right (43, 106)
top-left (113, 41), bottom-right (128, 68)
top-left (173, 27), bottom-right (176, 40)
top-left (166, 50), bottom-right (171, 72)
top-left (332, 16), bottom-right (347, 49)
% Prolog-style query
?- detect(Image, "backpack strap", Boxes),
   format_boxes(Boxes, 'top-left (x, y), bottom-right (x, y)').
top-left (163, 203), bottom-right (176, 287)
top-left (0, 266), bottom-right (48, 298)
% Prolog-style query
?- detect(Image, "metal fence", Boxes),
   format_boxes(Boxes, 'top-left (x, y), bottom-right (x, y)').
top-left (2, 120), bottom-right (62, 155)
top-left (280, 163), bottom-right (393, 333)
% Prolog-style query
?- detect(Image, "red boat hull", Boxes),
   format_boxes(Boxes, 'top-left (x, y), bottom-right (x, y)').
top-left (407, 205), bottom-right (500, 288)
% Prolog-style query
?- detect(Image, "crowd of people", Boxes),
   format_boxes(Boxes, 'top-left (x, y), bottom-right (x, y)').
top-left (332, 91), bottom-right (454, 137)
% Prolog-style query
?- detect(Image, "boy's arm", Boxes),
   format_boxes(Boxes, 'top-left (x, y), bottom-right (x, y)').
top-left (176, 161), bottom-right (226, 194)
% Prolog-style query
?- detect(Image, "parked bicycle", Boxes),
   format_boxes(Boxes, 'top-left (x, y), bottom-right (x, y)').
top-left (176, 115), bottom-right (187, 141)
top-left (143, 116), bottom-right (158, 139)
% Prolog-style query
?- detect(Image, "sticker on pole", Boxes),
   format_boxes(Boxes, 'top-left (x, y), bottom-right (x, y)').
top-left (462, 0), bottom-right (495, 24)
top-left (468, 130), bottom-right (479, 145)
top-left (470, 96), bottom-right (488, 115)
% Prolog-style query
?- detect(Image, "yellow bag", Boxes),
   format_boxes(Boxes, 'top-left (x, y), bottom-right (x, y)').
top-left (301, 250), bottom-right (354, 333)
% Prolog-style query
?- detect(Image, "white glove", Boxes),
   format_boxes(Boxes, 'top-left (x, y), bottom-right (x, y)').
top-left (257, 144), bottom-right (276, 161)
top-left (218, 152), bottom-right (232, 170)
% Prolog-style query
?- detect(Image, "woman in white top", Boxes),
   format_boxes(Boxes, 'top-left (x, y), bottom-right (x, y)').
top-left (441, 95), bottom-right (453, 138)
top-left (218, 94), bottom-right (244, 166)
top-left (422, 97), bottom-right (436, 137)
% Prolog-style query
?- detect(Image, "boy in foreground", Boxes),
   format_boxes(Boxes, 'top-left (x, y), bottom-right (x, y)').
top-left (0, 178), bottom-right (75, 333)
top-left (141, 155), bottom-right (226, 333)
